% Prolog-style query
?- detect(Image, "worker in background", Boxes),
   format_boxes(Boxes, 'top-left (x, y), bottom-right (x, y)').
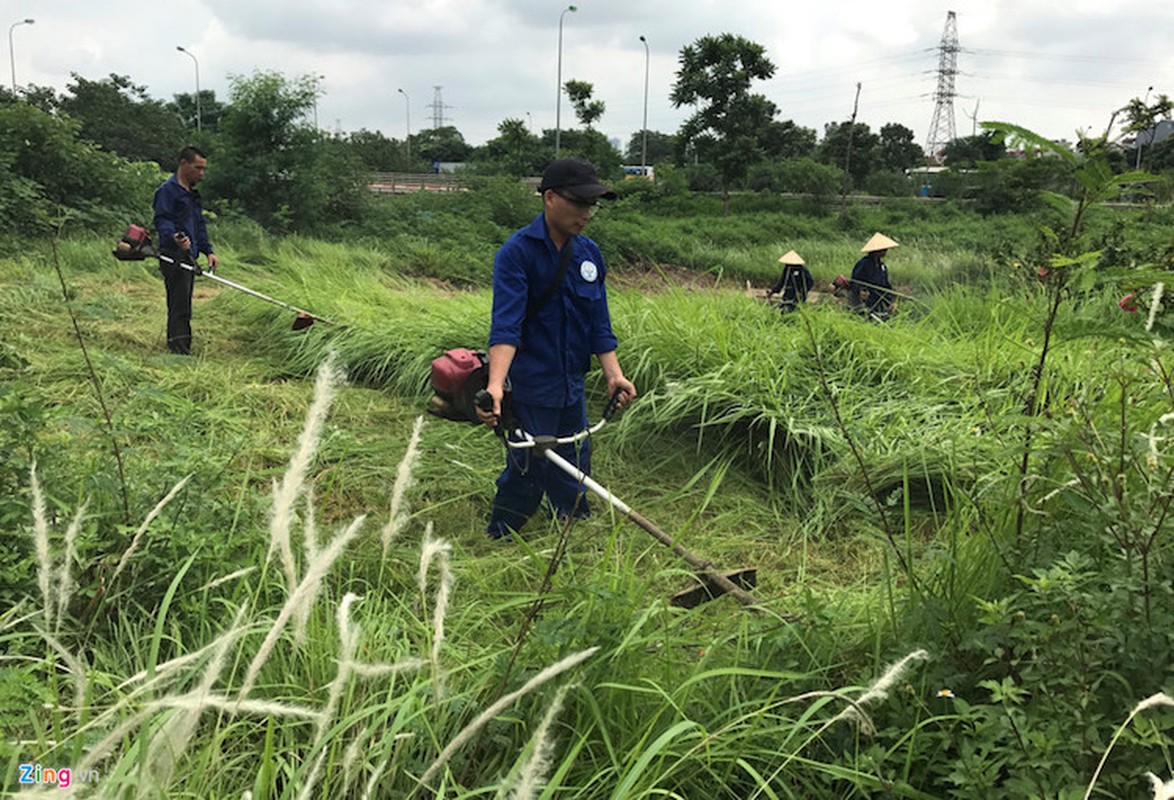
top-left (850, 232), bottom-right (898, 319)
top-left (766, 249), bottom-right (814, 314)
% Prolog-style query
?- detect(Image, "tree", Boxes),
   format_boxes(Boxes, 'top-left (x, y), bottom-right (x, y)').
top-left (0, 101), bottom-right (160, 234)
top-left (412, 125), bottom-right (472, 165)
top-left (207, 70), bottom-right (366, 232)
top-left (761, 120), bottom-right (817, 160)
top-left (345, 128), bottom-right (407, 171)
top-left (542, 128), bottom-right (621, 178)
top-left (1120, 92), bottom-right (1173, 170)
top-left (476, 118), bottom-right (546, 176)
top-left (169, 90), bottom-right (226, 133)
top-left (942, 132), bottom-right (1006, 167)
top-left (564, 80), bottom-right (605, 129)
top-left (58, 73), bottom-right (188, 168)
top-left (816, 121), bottom-right (878, 187)
top-left (670, 33), bottom-right (778, 212)
top-left (623, 130), bottom-right (676, 165)
top-left (878, 123), bottom-right (924, 173)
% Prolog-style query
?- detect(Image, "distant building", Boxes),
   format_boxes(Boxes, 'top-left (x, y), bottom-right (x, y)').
top-left (1135, 119), bottom-right (1174, 148)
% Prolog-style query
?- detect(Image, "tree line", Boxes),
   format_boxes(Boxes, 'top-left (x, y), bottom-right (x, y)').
top-left (1, 32), bottom-right (1169, 236)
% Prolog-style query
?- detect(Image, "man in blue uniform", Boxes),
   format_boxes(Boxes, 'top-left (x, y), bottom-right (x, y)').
top-left (476, 157), bottom-right (637, 539)
top-left (766, 249), bottom-right (813, 314)
top-left (154, 146), bottom-right (219, 355)
top-left (850, 232), bottom-right (897, 319)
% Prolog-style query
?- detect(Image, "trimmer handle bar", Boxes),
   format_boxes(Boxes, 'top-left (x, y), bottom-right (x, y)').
top-left (474, 388), bottom-right (623, 449)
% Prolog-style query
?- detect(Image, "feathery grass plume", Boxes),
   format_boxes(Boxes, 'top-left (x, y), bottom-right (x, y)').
top-left (412, 647), bottom-right (600, 795)
top-left (1085, 693), bottom-right (1174, 800)
top-left (42, 631), bottom-right (88, 719)
top-left (345, 658), bottom-right (426, 678)
top-left (500, 683), bottom-right (574, 800)
top-left (238, 515), bottom-right (367, 702)
top-left (297, 592), bottom-right (363, 800)
top-left (343, 725), bottom-right (371, 788)
top-left (55, 501), bottom-right (87, 634)
top-left (270, 351), bottom-right (345, 583)
top-left (197, 566), bottom-right (257, 593)
top-left (417, 523), bottom-right (452, 699)
top-left (269, 350), bottom-right (346, 593)
top-left (1145, 412), bottom-right (1174, 470)
top-left (292, 486), bottom-right (323, 642)
top-left (1147, 282), bottom-right (1165, 333)
top-left (29, 462), bottom-right (53, 630)
top-left (109, 474), bottom-right (193, 587)
top-left (1148, 773), bottom-right (1174, 800)
top-left (74, 692), bottom-right (324, 785)
top-left (146, 605), bottom-right (248, 792)
top-left (381, 415), bottom-right (426, 555)
top-left (303, 485), bottom-right (320, 564)
top-left (834, 649), bottom-right (929, 735)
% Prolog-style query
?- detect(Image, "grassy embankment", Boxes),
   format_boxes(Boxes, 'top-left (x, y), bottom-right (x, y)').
top-left (3, 192), bottom-right (1173, 797)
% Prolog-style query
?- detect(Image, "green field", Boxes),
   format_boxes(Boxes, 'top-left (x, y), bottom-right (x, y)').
top-left (3, 190), bottom-right (1174, 798)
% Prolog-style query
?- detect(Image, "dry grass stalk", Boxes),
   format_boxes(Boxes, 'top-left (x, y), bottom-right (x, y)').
top-left (1085, 692), bottom-right (1174, 800)
top-left (41, 631), bottom-right (88, 720)
top-left (269, 351), bottom-right (345, 594)
top-left (418, 523), bottom-right (452, 698)
top-left (412, 647), bottom-right (600, 795)
top-left (1148, 773), bottom-right (1174, 800)
top-left (29, 462), bottom-right (53, 630)
top-left (56, 501), bottom-right (87, 634)
top-left (833, 649), bottom-right (929, 735)
top-left (501, 683), bottom-right (573, 800)
top-left (381, 415), bottom-right (426, 555)
top-left (197, 566), bottom-right (257, 593)
top-left (1147, 283), bottom-right (1166, 333)
top-left (109, 474), bottom-right (193, 587)
top-left (146, 605), bottom-right (248, 792)
top-left (296, 592), bottom-right (363, 800)
top-left (303, 485), bottom-right (320, 564)
top-left (238, 515), bottom-right (367, 702)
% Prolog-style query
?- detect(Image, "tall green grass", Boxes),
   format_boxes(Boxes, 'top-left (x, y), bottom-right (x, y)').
top-left (5, 202), bottom-right (1174, 797)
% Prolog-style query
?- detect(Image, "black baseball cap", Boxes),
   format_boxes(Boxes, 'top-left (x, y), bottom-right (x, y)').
top-left (538, 157), bottom-right (616, 201)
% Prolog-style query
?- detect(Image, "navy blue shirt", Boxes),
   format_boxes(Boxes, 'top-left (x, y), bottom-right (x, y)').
top-left (153, 175), bottom-right (213, 258)
top-left (769, 264), bottom-right (814, 304)
top-left (850, 254), bottom-right (892, 312)
top-left (489, 213), bottom-right (619, 408)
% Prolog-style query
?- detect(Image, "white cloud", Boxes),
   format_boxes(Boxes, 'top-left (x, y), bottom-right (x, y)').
top-left (9, 0), bottom-right (1171, 148)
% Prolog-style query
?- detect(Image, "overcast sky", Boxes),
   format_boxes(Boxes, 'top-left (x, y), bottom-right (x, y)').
top-left (10, 0), bottom-right (1170, 152)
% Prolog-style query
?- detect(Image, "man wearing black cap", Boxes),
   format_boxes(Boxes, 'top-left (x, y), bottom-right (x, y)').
top-left (476, 157), bottom-right (637, 539)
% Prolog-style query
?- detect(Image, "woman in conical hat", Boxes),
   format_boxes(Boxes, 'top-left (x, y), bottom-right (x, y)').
top-left (766, 249), bottom-right (813, 314)
top-left (850, 232), bottom-right (897, 318)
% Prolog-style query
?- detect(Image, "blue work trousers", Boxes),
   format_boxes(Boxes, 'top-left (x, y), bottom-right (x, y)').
top-left (487, 400), bottom-right (591, 538)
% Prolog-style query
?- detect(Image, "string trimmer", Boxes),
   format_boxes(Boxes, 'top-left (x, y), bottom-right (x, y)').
top-left (425, 348), bottom-right (758, 608)
top-left (158, 254), bottom-right (333, 330)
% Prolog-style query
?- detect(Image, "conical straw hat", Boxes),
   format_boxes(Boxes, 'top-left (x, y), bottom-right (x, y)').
top-left (861, 232), bottom-right (899, 253)
top-left (778, 249), bottom-right (805, 265)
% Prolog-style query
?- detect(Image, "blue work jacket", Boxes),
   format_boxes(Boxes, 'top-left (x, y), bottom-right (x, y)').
top-left (153, 175), bottom-right (213, 258)
top-left (489, 213), bottom-right (619, 408)
top-left (850, 254), bottom-right (893, 312)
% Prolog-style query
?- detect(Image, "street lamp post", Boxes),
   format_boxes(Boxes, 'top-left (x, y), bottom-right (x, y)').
top-left (176, 46), bottom-right (201, 132)
top-left (555, 4), bottom-right (577, 157)
top-left (8, 18), bottom-right (34, 96)
top-left (397, 88), bottom-right (411, 164)
top-left (639, 35), bottom-right (649, 176)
